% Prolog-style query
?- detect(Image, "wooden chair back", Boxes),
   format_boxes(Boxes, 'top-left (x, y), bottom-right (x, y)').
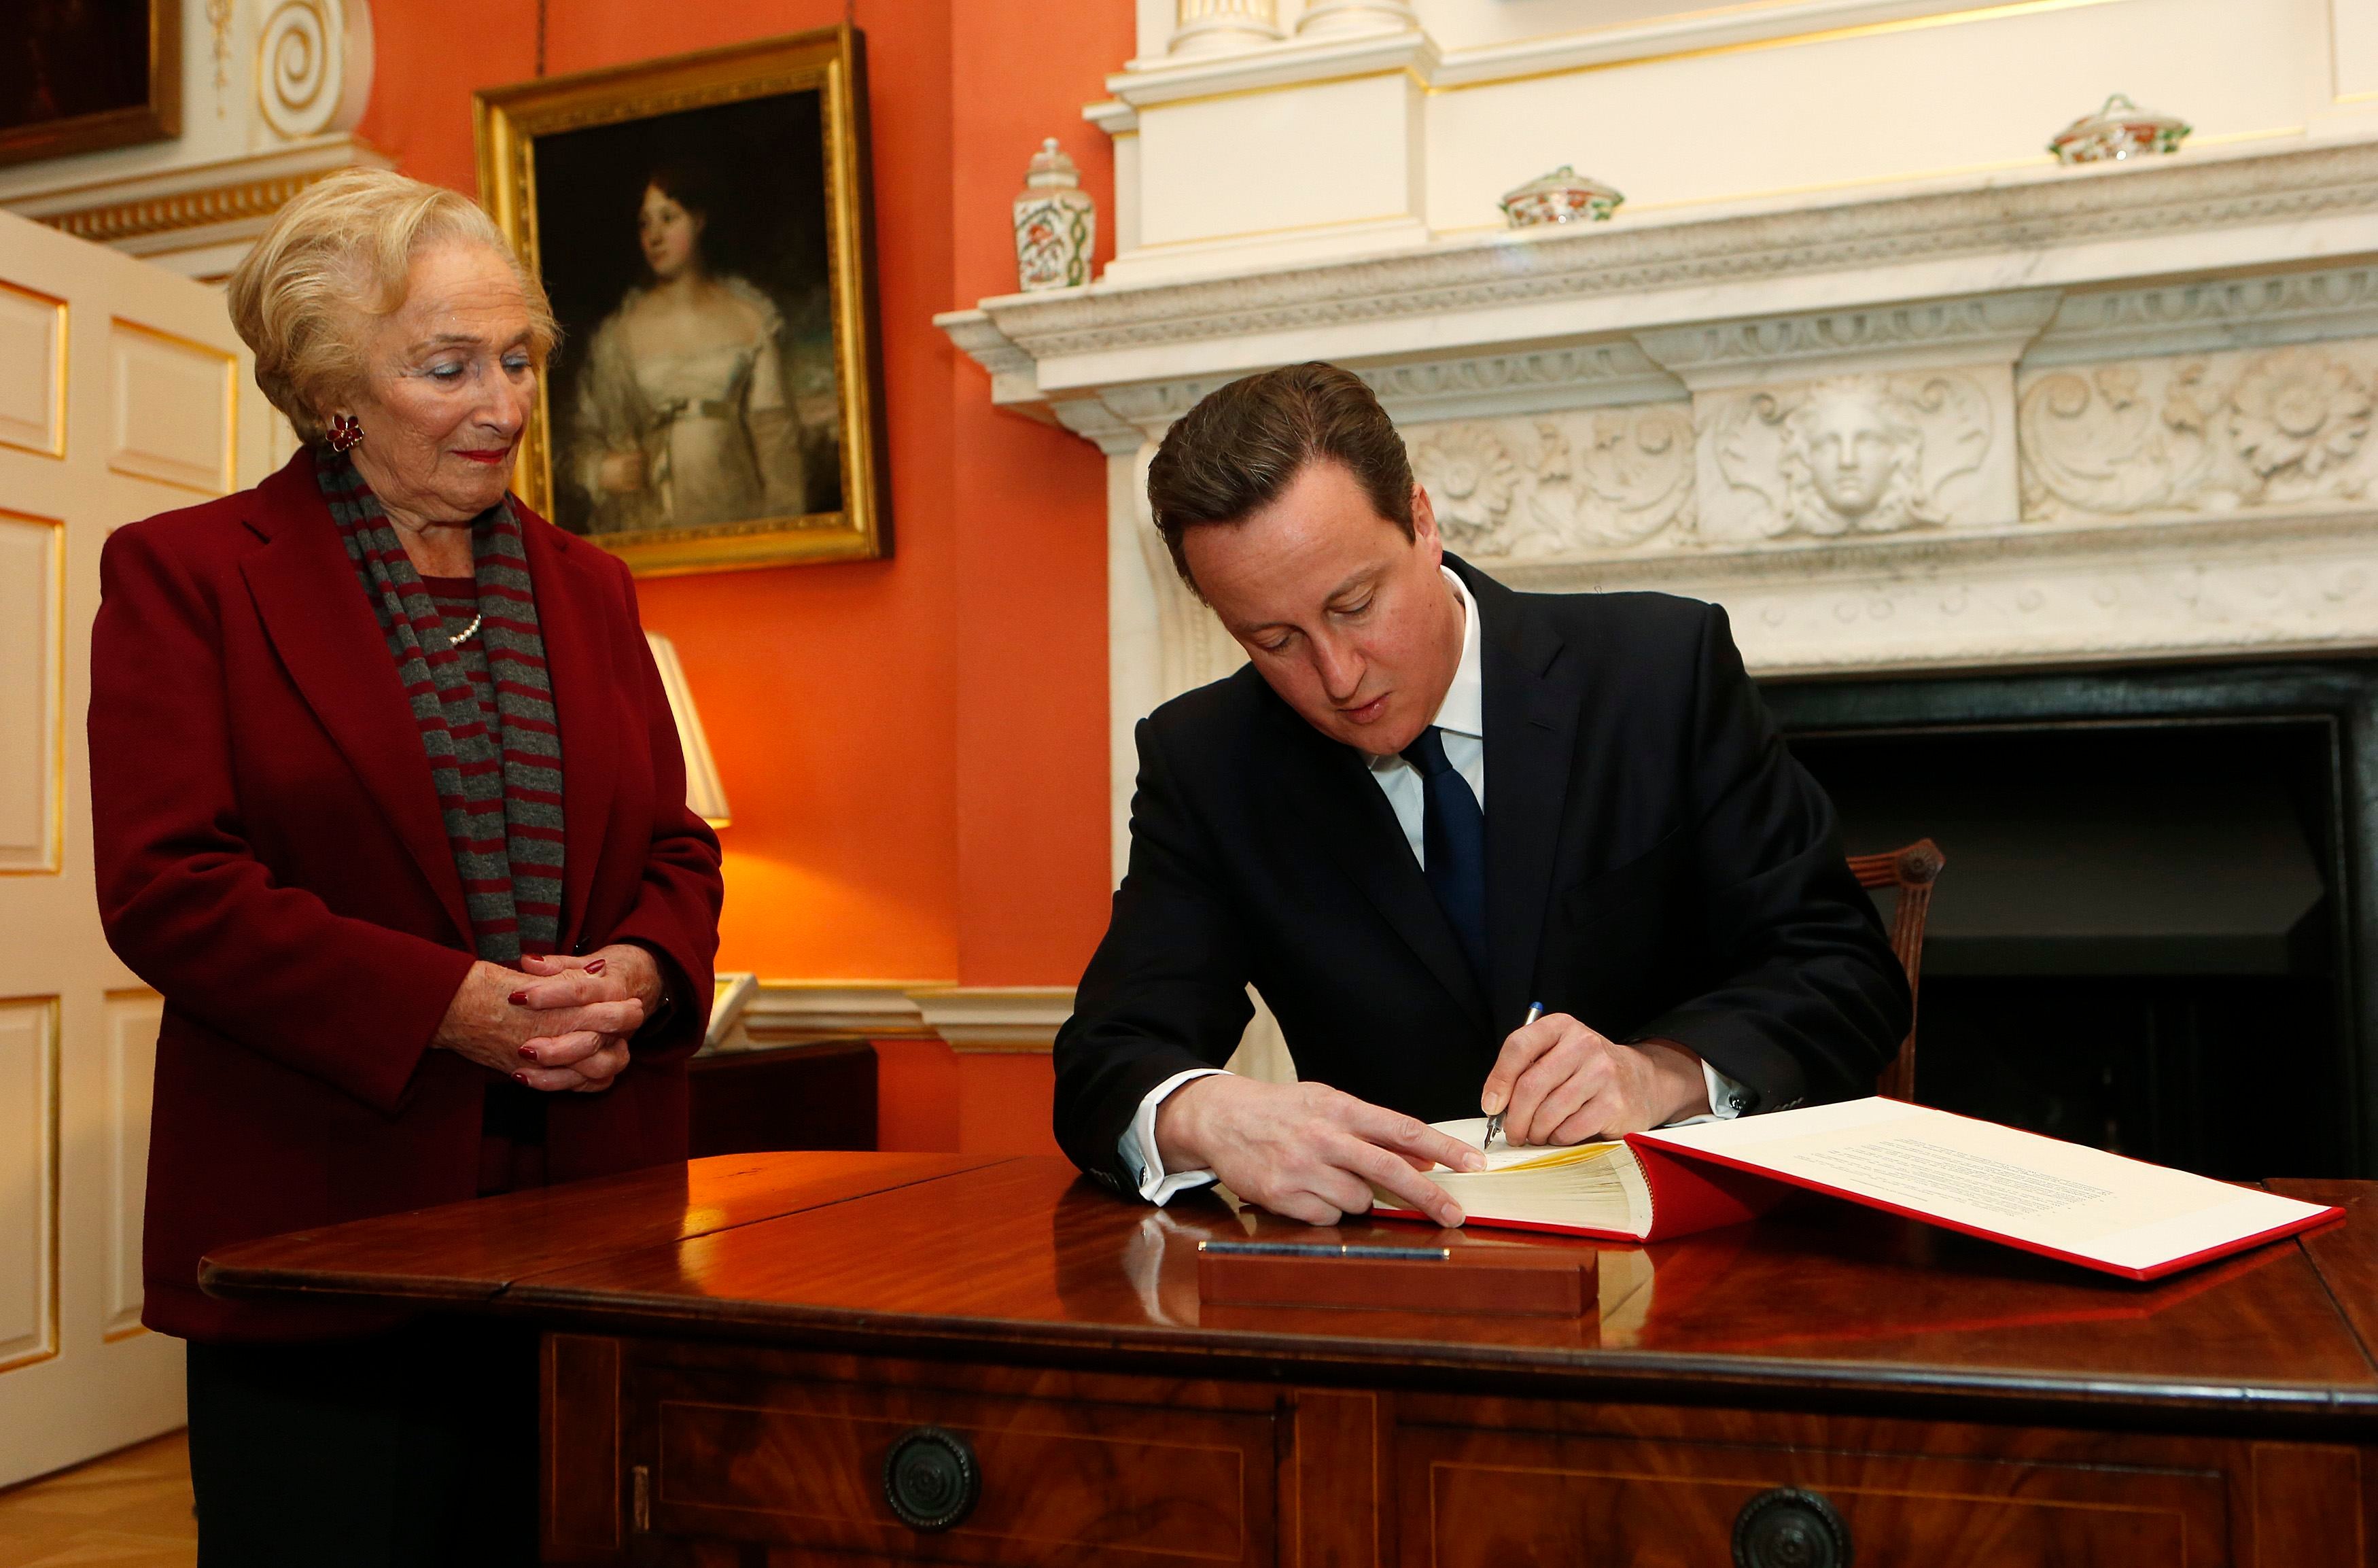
top-left (1844, 838), bottom-right (1945, 1102)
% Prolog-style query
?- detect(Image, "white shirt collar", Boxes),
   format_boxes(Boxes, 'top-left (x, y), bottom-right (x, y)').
top-left (1434, 564), bottom-right (1484, 739)
top-left (1370, 564), bottom-right (1482, 771)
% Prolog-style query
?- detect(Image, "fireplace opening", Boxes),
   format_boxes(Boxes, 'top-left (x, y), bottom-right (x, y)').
top-left (1767, 665), bottom-right (2378, 1182)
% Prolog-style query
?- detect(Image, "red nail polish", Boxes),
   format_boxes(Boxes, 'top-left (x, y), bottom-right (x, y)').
top-left (584, 959), bottom-right (606, 975)
top-left (509, 990), bottom-right (529, 1005)
top-left (517, 1045), bottom-right (537, 1059)
top-left (512, 1071), bottom-right (529, 1083)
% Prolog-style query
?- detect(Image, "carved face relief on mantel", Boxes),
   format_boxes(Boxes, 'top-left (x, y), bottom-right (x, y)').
top-left (2020, 342), bottom-right (2377, 521)
top-left (1788, 383), bottom-right (1924, 529)
top-left (1406, 405), bottom-right (1696, 560)
top-left (1707, 374), bottom-right (1998, 542)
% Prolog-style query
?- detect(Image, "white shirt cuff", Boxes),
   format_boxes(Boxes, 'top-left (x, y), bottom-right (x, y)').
top-left (1703, 1059), bottom-right (1753, 1118)
top-left (1663, 1060), bottom-right (1755, 1128)
top-left (1120, 1068), bottom-right (1229, 1204)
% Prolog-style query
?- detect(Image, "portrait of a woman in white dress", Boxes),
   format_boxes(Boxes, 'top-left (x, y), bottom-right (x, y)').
top-left (569, 167), bottom-right (810, 535)
top-left (517, 71), bottom-right (879, 567)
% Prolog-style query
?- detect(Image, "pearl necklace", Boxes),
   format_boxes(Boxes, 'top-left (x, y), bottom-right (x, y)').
top-left (391, 515), bottom-right (478, 644)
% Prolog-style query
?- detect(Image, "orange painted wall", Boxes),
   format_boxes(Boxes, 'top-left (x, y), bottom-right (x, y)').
top-left (360, 0), bottom-right (1132, 1155)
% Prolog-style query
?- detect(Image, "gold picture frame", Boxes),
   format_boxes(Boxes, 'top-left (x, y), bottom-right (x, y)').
top-left (474, 28), bottom-right (890, 576)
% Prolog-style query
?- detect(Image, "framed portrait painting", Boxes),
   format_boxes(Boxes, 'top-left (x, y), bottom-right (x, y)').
top-left (475, 28), bottom-right (890, 575)
top-left (1, 0), bottom-right (179, 165)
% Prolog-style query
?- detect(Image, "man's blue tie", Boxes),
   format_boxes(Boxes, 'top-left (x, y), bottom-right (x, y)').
top-left (1402, 725), bottom-right (1488, 983)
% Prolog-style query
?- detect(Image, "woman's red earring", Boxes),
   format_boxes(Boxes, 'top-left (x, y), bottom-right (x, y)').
top-left (326, 414), bottom-right (364, 453)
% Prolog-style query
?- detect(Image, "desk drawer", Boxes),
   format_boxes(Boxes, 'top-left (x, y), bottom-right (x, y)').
top-left (627, 1363), bottom-right (1275, 1566)
top-left (1400, 1427), bottom-right (2231, 1567)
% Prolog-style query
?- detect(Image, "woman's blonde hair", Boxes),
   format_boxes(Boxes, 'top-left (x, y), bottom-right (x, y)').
top-left (227, 167), bottom-right (559, 445)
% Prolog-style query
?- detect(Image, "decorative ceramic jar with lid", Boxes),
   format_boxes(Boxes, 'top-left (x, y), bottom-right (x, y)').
top-left (1013, 137), bottom-right (1097, 292)
top-left (1498, 165), bottom-right (1625, 228)
top-left (2048, 94), bottom-right (2191, 164)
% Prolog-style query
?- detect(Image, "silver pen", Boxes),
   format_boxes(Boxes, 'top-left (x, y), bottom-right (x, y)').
top-left (1482, 1000), bottom-right (1545, 1149)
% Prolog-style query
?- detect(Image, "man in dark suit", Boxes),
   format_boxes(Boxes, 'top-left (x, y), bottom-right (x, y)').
top-left (1053, 363), bottom-right (1910, 1227)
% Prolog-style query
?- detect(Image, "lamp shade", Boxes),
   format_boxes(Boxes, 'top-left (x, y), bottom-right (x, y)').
top-left (644, 631), bottom-right (731, 828)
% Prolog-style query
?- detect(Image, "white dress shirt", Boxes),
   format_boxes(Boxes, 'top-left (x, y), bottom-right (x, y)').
top-left (1120, 567), bottom-right (1748, 1202)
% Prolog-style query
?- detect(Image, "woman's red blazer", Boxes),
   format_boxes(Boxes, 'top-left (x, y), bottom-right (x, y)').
top-left (88, 448), bottom-right (724, 1342)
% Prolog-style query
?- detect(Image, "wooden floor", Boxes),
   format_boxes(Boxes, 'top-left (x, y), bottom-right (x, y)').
top-left (0, 1433), bottom-right (194, 1568)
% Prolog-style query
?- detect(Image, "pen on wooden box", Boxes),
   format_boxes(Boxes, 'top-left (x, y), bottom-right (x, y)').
top-left (1197, 1240), bottom-right (1451, 1261)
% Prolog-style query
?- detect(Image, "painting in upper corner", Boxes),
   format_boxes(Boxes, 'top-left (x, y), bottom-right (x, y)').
top-left (0, 0), bottom-right (179, 166)
top-left (475, 27), bottom-right (890, 576)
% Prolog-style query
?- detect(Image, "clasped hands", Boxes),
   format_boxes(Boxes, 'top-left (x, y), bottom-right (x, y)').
top-left (432, 944), bottom-right (663, 1093)
top-left (1153, 1012), bottom-right (1710, 1227)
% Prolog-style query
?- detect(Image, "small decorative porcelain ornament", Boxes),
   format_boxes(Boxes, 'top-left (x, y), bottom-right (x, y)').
top-left (1013, 137), bottom-right (1096, 292)
top-left (2048, 94), bottom-right (2191, 164)
top-left (1499, 165), bottom-right (1624, 228)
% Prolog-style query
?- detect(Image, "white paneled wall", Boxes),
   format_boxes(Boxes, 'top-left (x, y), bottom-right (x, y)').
top-left (102, 993), bottom-right (160, 1342)
top-left (0, 204), bottom-right (268, 1487)
top-left (0, 998), bottom-right (55, 1374)
top-left (0, 284), bottom-right (63, 457)
top-left (106, 321), bottom-right (237, 495)
top-left (0, 514), bottom-right (59, 875)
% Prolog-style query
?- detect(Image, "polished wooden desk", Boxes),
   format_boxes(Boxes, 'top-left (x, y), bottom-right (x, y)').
top-left (203, 1154), bottom-right (2378, 1567)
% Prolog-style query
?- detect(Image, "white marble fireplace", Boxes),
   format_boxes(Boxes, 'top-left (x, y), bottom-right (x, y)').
top-left (941, 0), bottom-right (2378, 873)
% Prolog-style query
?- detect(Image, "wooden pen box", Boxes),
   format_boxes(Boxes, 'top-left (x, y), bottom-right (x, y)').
top-left (1196, 1240), bottom-right (1594, 1316)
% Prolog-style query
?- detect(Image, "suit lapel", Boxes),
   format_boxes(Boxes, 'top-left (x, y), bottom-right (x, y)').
top-left (239, 455), bottom-right (472, 947)
top-left (1465, 559), bottom-right (1582, 1031)
top-left (523, 521), bottom-right (616, 954)
top-left (1265, 698), bottom-right (1490, 1026)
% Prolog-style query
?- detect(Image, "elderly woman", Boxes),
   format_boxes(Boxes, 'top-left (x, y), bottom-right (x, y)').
top-left (88, 168), bottom-right (723, 1562)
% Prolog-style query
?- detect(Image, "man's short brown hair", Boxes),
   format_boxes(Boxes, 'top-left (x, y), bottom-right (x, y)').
top-left (1145, 362), bottom-right (1413, 597)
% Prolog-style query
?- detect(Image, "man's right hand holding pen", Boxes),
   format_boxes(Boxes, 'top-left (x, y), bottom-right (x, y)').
top-left (1480, 1011), bottom-right (1715, 1147)
top-left (1481, 1000), bottom-right (1546, 1148)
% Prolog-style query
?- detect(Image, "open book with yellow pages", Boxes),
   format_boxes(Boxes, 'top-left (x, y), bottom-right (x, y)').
top-left (1371, 1097), bottom-right (2343, 1281)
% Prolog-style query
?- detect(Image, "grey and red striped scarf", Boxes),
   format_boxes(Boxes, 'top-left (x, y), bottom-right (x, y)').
top-left (318, 451), bottom-right (564, 963)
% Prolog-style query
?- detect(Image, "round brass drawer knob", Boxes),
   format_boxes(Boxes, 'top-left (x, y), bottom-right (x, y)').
top-left (1733, 1486), bottom-right (1852, 1568)
top-left (882, 1425), bottom-right (979, 1533)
